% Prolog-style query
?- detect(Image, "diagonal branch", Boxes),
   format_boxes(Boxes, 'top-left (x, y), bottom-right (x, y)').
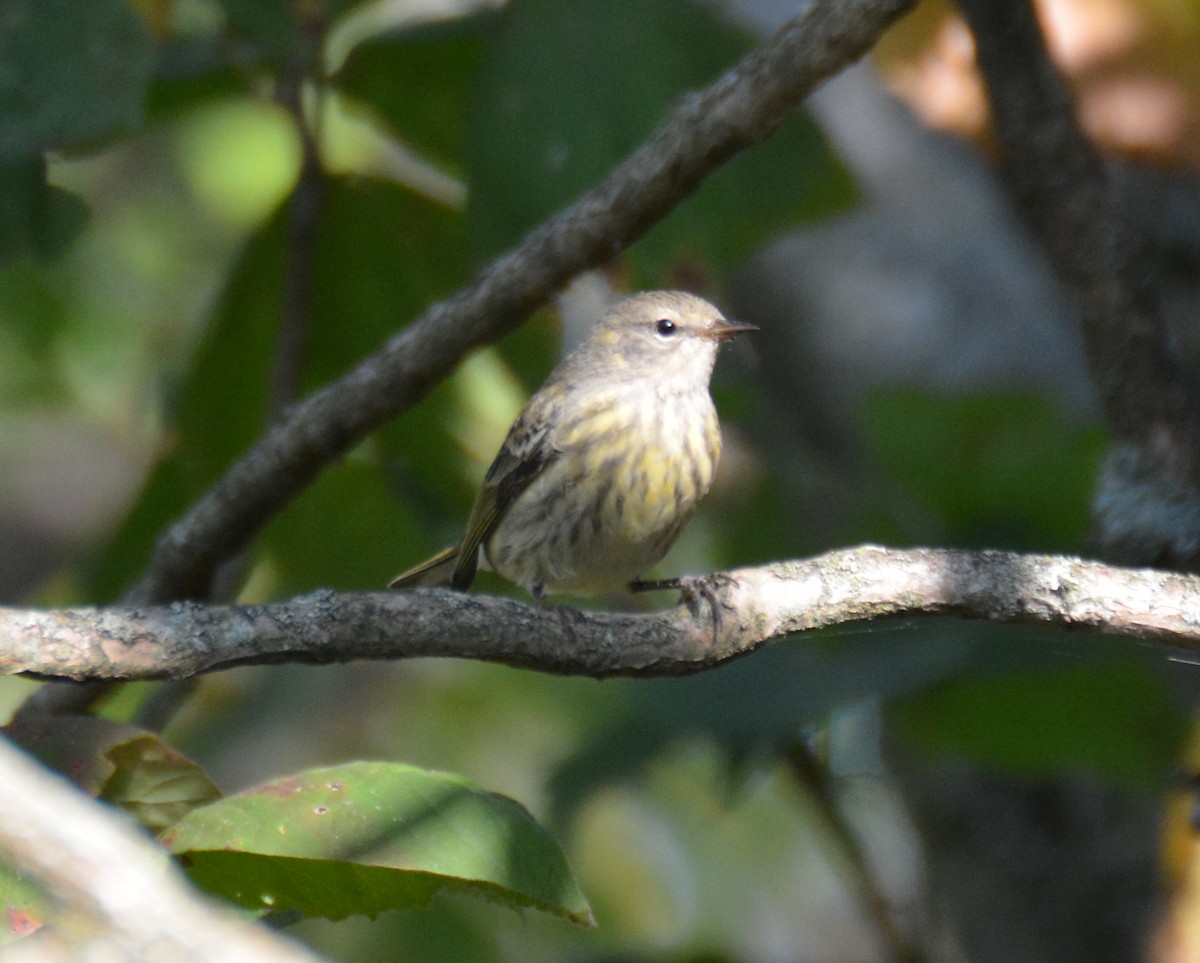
top-left (7, 547), bottom-right (1198, 684)
top-left (127, 0), bottom-right (915, 606)
top-left (955, 0), bottom-right (1200, 567)
top-left (956, 0), bottom-right (1195, 446)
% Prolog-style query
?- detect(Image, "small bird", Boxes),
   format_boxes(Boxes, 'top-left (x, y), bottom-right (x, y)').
top-left (389, 290), bottom-right (755, 603)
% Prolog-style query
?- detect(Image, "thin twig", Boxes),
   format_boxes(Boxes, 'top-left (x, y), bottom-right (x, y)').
top-left (785, 741), bottom-right (924, 963)
top-left (270, 24), bottom-right (326, 423)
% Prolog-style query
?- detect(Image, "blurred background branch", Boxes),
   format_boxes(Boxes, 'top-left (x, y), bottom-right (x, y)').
top-left (957, 0), bottom-right (1200, 571)
top-left (0, 735), bottom-right (322, 962)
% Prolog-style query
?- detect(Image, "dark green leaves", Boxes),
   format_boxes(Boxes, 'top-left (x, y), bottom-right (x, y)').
top-left (894, 659), bottom-right (1186, 790)
top-left (863, 391), bottom-right (1105, 550)
top-left (0, 256), bottom-right (72, 399)
top-left (467, 0), bottom-right (854, 278)
top-left (209, 0), bottom-right (360, 64)
top-left (0, 0), bottom-right (152, 267)
top-left (337, 12), bottom-right (496, 174)
top-left (0, 160), bottom-right (89, 266)
top-left (0, 0), bottom-right (154, 158)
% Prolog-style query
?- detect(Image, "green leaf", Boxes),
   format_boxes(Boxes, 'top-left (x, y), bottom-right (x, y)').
top-left (214, 0), bottom-right (360, 60)
top-left (467, 0), bottom-right (854, 280)
top-left (4, 716), bottom-right (221, 831)
top-left (0, 865), bottom-right (49, 946)
top-left (213, 0), bottom-right (293, 58)
top-left (0, 260), bottom-right (68, 352)
top-left (336, 11), bottom-right (495, 173)
top-left (101, 735), bottom-right (223, 832)
top-left (163, 761), bottom-right (593, 925)
top-left (0, 257), bottom-right (72, 401)
top-left (262, 455), bottom-right (427, 594)
top-left (0, 0), bottom-right (154, 158)
top-left (88, 176), bottom-right (469, 600)
top-left (892, 659), bottom-right (1187, 790)
top-left (0, 160), bottom-right (88, 265)
top-left (145, 40), bottom-right (248, 124)
top-left (6, 715), bottom-right (156, 795)
top-left (862, 391), bottom-right (1106, 550)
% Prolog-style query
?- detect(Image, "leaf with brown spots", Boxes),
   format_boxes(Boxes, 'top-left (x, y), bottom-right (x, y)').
top-left (163, 761), bottom-right (593, 925)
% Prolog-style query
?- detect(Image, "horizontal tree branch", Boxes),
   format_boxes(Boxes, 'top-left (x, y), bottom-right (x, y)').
top-left (6, 547), bottom-right (1198, 684)
top-left (128, 0), bottom-right (915, 605)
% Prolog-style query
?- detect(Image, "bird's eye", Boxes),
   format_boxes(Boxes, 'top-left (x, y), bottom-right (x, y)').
top-left (654, 318), bottom-right (677, 337)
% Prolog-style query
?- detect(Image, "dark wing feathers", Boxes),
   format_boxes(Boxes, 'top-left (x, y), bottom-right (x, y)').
top-left (450, 403), bottom-right (558, 589)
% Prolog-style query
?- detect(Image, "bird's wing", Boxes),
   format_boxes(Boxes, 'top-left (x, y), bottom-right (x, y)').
top-left (450, 400), bottom-right (558, 589)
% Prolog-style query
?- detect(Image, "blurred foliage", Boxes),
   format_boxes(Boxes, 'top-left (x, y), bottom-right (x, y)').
top-left (337, 10), bottom-right (495, 176)
top-left (5, 714), bottom-right (221, 829)
top-left (0, 866), bottom-right (48, 946)
top-left (0, 0), bottom-right (153, 157)
top-left (0, 160), bottom-right (91, 267)
top-left (0, 257), bottom-right (74, 401)
top-left (0, 714), bottom-right (224, 947)
top-left (862, 390), bottom-right (1107, 550)
top-left (0, 0), bottom-right (1189, 960)
top-left (466, 0), bottom-right (855, 282)
top-left (893, 658), bottom-right (1187, 790)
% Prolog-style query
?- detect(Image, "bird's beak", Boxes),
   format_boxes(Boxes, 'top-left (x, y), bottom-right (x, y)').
top-left (704, 317), bottom-right (758, 341)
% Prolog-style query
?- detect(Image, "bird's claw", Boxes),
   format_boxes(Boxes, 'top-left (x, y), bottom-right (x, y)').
top-left (629, 572), bottom-right (737, 636)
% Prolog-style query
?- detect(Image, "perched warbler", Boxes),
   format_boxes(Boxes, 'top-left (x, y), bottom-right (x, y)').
top-left (389, 290), bottom-right (755, 602)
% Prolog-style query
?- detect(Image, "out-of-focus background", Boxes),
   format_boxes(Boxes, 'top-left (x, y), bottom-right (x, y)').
top-left (5, 0), bottom-right (1200, 959)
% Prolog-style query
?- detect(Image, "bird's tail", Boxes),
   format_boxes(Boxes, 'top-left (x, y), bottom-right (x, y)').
top-left (388, 545), bottom-right (459, 589)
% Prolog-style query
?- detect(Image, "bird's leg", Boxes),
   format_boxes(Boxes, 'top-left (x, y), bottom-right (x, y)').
top-left (629, 573), bottom-right (736, 636)
top-left (627, 577), bottom-right (680, 593)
